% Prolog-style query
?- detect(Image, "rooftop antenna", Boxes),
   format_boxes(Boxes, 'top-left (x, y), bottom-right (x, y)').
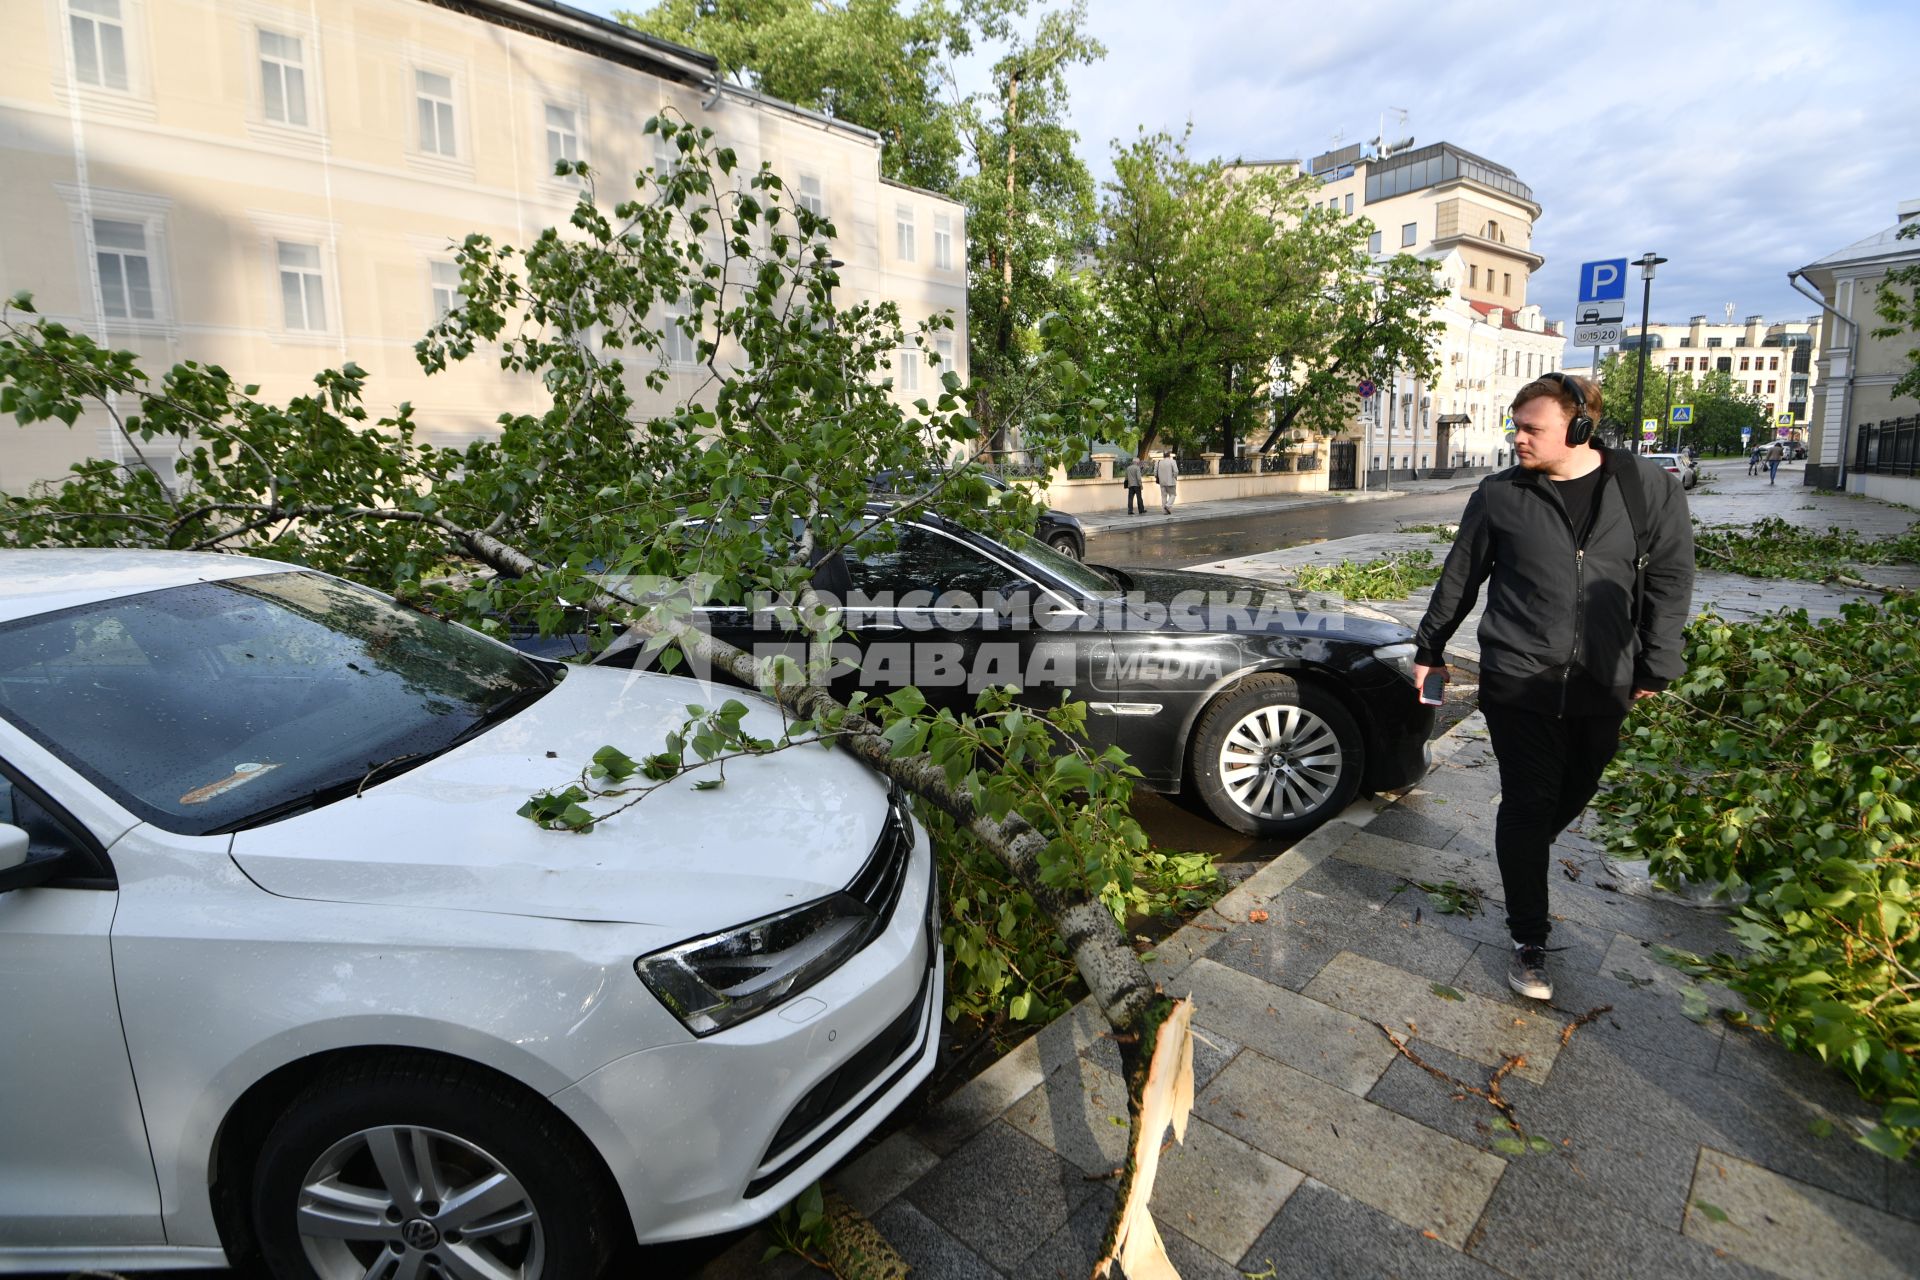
top-left (1724, 303), bottom-right (1735, 324)
top-left (1373, 107), bottom-right (1409, 157)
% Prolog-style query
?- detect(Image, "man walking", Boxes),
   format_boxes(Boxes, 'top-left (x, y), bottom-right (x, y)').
top-left (1124, 456), bottom-right (1145, 515)
top-left (1153, 451), bottom-right (1180, 515)
top-left (1413, 373), bottom-right (1694, 1000)
top-left (1766, 439), bottom-right (1784, 486)
top-left (1748, 445), bottom-right (1761, 476)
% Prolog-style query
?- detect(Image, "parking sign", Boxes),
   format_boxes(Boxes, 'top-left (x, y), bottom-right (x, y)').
top-left (1572, 258), bottom-right (1629, 346)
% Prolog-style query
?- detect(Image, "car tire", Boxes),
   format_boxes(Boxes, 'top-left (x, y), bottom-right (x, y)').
top-left (250, 1054), bottom-right (622, 1280)
top-left (1047, 532), bottom-right (1082, 559)
top-left (1187, 673), bottom-right (1363, 838)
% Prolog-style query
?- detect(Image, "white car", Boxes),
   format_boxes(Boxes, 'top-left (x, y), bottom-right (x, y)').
top-left (0, 550), bottom-right (938, 1279)
top-left (1643, 452), bottom-right (1698, 490)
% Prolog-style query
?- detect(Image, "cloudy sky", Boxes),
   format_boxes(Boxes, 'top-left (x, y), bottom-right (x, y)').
top-left (582, 0), bottom-right (1920, 364)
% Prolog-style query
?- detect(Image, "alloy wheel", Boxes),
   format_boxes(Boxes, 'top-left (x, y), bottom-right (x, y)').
top-left (1216, 703), bottom-right (1344, 820)
top-left (295, 1124), bottom-right (546, 1280)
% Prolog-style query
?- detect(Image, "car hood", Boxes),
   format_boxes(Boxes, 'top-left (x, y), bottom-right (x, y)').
top-left (229, 668), bottom-right (891, 933)
top-left (1097, 565), bottom-right (1412, 646)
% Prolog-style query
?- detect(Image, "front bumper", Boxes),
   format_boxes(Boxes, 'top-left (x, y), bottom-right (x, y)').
top-left (551, 817), bottom-right (941, 1243)
top-left (1356, 676), bottom-right (1436, 794)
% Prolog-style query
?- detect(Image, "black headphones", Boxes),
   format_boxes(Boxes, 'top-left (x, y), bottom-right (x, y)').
top-left (1541, 371), bottom-right (1595, 446)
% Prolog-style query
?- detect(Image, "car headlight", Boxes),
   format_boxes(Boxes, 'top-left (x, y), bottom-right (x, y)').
top-left (636, 894), bottom-right (876, 1036)
top-left (1372, 641), bottom-right (1418, 683)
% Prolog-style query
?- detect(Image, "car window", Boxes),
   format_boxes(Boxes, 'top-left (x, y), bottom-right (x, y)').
top-left (0, 572), bottom-right (553, 836)
top-left (1009, 532), bottom-right (1119, 599)
top-left (844, 524), bottom-right (1020, 604)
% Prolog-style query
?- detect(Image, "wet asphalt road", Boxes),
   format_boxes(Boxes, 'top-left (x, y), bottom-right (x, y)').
top-left (1081, 489), bottom-right (1474, 569)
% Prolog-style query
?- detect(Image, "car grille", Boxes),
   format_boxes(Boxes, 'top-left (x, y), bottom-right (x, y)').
top-left (845, 788), bottom-right (913, 925)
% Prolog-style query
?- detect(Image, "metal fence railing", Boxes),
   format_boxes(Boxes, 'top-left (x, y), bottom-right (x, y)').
top-left (1176, 457), bottom-right (1209, 477)
top-left (1064, 459), bottom-right (1101, 479)
top-left (982, 459), bottom-right (1050, 479)
top-left (1218, 456), bottom-right (1256, 475)
top-left (1855, 417), bottom-right (1919, 478)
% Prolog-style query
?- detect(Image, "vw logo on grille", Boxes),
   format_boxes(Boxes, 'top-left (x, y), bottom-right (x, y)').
top-left (401, 1218), bottom-right (441, 1250)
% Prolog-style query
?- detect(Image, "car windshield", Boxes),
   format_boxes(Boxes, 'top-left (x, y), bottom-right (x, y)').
top-left (1008, 532), bottom-right (1122, 598)
top-left (0, 571), bottom-right (554, 836)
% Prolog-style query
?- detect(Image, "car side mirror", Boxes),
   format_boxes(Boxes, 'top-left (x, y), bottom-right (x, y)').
top-left (0, 824), bottom-right (69, 893)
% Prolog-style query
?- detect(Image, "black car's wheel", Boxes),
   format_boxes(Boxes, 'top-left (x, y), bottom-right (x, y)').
top-left (1046, 531), bottom-right (1082, 559)
top-left (251, 1055), bottom-right (621, 1280)
top-left (1188, 673), bottom-right (1363, 837)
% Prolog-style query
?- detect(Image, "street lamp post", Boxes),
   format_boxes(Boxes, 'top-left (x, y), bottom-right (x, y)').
top-left (1629, 252), bottom-right (1668, 451)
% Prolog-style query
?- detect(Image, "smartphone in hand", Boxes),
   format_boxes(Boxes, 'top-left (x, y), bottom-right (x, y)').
top-left (1419, 670), bottom-right (1446, 706)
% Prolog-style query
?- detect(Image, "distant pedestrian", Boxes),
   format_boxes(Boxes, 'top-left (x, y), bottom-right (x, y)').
top-left (1413, 373), bottom-right (1695, 1001)
top-left (1766, 440), bottom-right (1784, 485)
top-left (1748, 446), bottom-right (1761, 476)
top-left (1123, 457), bottom-right (1145, 515)
top-left (1153, 452), bottom-right (1179, 514)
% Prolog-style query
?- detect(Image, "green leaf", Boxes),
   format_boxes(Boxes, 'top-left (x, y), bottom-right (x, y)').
top-left (590, 745), bottom-right (637, 782)
top-left (692, 778), bottom-right (724, 791)
top-left (1430, 984), bottom-right (1465, 1002)
top-left (1010, 992), bottom-right (1032, 1020)
top-left (1692, 1200), bottom-right (1730, 1224)
top-left (1808, 1117), bottom-right (1835, 1139)
top-left (1492, 1137), bottom-right (1527, 1156)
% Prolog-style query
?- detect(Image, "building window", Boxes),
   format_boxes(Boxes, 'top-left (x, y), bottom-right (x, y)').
top-left (1668, 357), bottom-right (1679, 370)
top-left (258, 30), bottom-right (308, 127)
top-left (1679, 337), bottom-right (1691, 347)
top-left (1769, 356), bottom-right (1779, 370)
top-left (277, 241), bottom-right (327, 331)
top-left (1367, 231), bottom-right (1382, 255)
top-left (933, 213), bottom-right (953, 270)
top-left (1499, 351), bottom-right (1507, 376)
top-left (1768, 380), bottom-right (1777, 393)
top-left (896, 203), bottom-right (916, 262)
top-left (1344, 193), bottom-right (1354, 215)
top-left (94, 217), bottom-right (155, 320)
top-left (663, 300), bottom-right (697, 364)
top-left (1401, 222), bottom-right (1417, 248)
top-left (415, 70), bottom-right (457, 158)
top-left (69, 0), bottom-right (129, 90)
top-left (797, 174), bottom-right (826, 218)
top-left (935, 334), bottom-right (954, 371)
top-left (1717, 356), bottom-right (1731, 372)
top-left (545, 104), bottom-right (579, 177)
top-left (898, 348), bottom-right (920, 392)
top-left (1684, 357), bottom-right (1694, 371)
top-left (1469, 265), bottom-right (1477, 288)
top-left (1503, 272), bottom-right (1511, 296)
top-left (429, 260), bottom-right (463, 321)
top-left (1707, 336), bottom-right (1722, 347)
top-left (1739, 356), bottom-right (1750, 371)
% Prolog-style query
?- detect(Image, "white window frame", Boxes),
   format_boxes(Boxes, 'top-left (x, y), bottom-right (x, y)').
top-left (662, 299), bottom-right (699, 366)
top-left (54, 183), bottom-right (172, 332)
top-left (68, 0), bottom-right (130, 91)
top-left (895, 203), bottom-right (916, 262)
top-left (91, 216), bottom-right (158, 321)
top-left (257, 27), bottom-right (309, 128)
top-left (276, 240), bottom-right (328, 333)
top-left (933, 212), bottom-right (953, 270)
top-left (796, 174), bottom-right (826, 219)
top-left (429, 259), bottom-right (463, 323)
top-left (542, 102), bottom-right (582, 181)
top-left (898, 347), bottom-right (920, 392)
top-left (414, 66), bottom-right (459, 160)
top-left (1401, 222), bottom-right (1417, 248)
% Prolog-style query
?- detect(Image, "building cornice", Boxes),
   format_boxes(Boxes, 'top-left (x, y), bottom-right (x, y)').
top-left (1431, 233), bottom-right (1545, 271)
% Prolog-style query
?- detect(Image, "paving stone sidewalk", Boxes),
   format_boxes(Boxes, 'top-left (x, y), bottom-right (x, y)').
top-left (786, 717), bottom-right (1920, 1279)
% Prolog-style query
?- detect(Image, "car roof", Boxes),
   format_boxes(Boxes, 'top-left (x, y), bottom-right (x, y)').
top-left (0, 549), bottom-right (295, 624)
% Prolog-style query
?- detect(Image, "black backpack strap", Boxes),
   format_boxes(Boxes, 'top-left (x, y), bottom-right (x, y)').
top-left (1612, 454), bottom-right (1653, 625)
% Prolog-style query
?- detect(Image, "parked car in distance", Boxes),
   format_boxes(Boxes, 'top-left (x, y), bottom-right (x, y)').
top-left (0, 549), bottom-right (937, 1279)
top-left (870, 466), bottom-right (1087, 559)
top-left (588, 510), bottom-right (1435, 838)
top-left (1644, 452), bottom-right (1698, 490)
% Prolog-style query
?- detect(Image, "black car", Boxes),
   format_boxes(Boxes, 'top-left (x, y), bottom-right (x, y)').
top-left (585, 511), bottom-right (1432, 837)
top-left (870, 467), bottom-right (1086, 559)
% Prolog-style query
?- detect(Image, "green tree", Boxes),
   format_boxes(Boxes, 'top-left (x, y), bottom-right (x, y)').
top-left (1094, 130), bottom-right (1444, 457)
top-left (1871, 221), bottom-right (1920, 403)
top-left (0, 118), bottom-right (1196, 1273)
top-left (617, 0), bottom-right (969, 192)
top-left (1595, 352), bottom-right (1767, 455)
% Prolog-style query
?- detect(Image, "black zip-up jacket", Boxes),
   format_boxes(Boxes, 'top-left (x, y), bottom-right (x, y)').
top-left (1414, 444), bottom-right (1695, 715)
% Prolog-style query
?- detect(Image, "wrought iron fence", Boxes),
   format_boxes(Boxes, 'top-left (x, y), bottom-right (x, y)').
top-left (981, 459), bottom-right (1049, 479)
top-left (1261, 454), bottom-right (1295, 473)
top-left (1176, 457), bottom-right (1209, 477)
top-left (1218, 456), bottom-right (1256, 475)
top-left (1065, 459), bottom-right (1100, 479)
top-left (1855, 417), bottom-right (1919, 478)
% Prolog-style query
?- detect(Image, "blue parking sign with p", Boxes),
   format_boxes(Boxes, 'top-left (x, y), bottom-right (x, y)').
top-left (1578, 259), bottom-right (1629, 304)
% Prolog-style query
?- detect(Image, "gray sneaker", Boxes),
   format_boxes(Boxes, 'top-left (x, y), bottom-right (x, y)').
top-left (1508, 944), bottom-right (1553, 1000)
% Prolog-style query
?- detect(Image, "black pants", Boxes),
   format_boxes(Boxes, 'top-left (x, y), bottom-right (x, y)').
top-left (1482, 701), bottom-right (1626, 946)
top-left (1126, 485), bottom-right (1144, 514)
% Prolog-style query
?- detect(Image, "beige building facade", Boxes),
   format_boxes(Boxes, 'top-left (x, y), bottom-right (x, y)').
top-left (0, 0), bottom-right (968, 491)
top-left (1796, 198), bottom-right (1920, 501)
top-left (1617, 314), bottom-right (1821, 431)
top-left (1293, 141), bottom-right (1565, 476)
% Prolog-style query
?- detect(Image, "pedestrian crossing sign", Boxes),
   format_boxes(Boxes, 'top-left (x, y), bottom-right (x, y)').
top-left (1776, 412), bottom-right (1793, 427)
top-left (1670, 404), bottom-right (1693, 425)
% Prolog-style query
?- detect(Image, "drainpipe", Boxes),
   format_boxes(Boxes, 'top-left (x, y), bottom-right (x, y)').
top-left (1787, 270), bottom-right (1858, 490)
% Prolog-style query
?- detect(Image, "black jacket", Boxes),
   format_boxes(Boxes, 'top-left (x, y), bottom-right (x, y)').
top-left (1414, 445), bottom-right (1695, 715)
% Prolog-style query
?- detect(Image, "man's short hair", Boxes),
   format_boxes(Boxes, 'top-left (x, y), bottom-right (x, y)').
top-left (1511, 374), bottom-right (1602, 423)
